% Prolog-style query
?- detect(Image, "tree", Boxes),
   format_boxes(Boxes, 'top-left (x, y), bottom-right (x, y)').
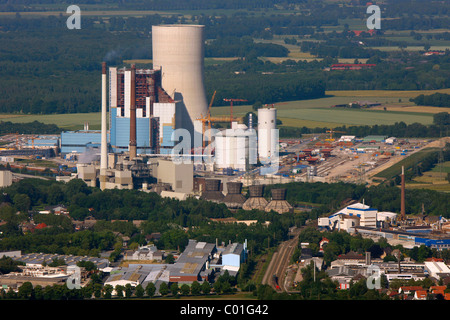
top-left (102, 284), bottom-right (113, 299)
top-left (190, 281), bottom-right (201, 295)
top-left (159, 282), bottom-right (169, 296)
top-left (12, 193), bottom-right (31, 212)
top-left (145, 283), bottom-right (156, 297)
top-left (180, 284), bottom-right (190, 296)
top-left (115, 285), bottom-right (124, 298)
top-left (201, 281), bottom-right (211, 295)
top-left (135, 284), bottom-right (144, 298)
top-left (170, 282), bottom-right (179, 296)
top-left (124, 283), bottom-right (133, 298)
top-left (18, 282), bottom-right (34, 299)
top-left (434, 112), bottom-right (450, 126)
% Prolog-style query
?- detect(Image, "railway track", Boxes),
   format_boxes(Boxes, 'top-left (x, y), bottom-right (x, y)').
top-left (261, 227), bottom-right (302, 291)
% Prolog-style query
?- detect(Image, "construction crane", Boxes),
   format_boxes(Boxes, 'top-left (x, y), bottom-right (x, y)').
top-left (223, 98), bottom-right (247, 126)
top-left (325, 129), bottom-right (346, 141)
top-left (197, 92), bottom-right (241, 148)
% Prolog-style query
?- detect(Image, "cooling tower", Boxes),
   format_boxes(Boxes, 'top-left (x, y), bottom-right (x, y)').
top-left (200, 179), bottom-right (224, 203)
top-left (152, 25), bottom-right (208, 140)
top-left (243, 184), bottom-right (268, 211)
top-left (223, 182), bottom-right (246, 209)
top-left (265, 188), bottom-right (293, 214)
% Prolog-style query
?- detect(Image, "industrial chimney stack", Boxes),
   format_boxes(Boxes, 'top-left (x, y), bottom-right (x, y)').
top-left (100, 62), bottom-right (108, 190)
top-left (129, 64), bottom-right (137, 159)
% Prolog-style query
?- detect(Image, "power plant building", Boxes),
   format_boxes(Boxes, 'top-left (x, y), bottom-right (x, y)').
top-left (58, 23), bottom-right (282, 193)
top-left (109, 66), bottom-right (177, 155)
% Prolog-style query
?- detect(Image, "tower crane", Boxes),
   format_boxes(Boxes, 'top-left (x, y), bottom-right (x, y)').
top-left (325, 129), bottom-right (346, 141)
top-left (223, 98), bottom-right (247, 126)
top-left (197, 92), bottom-right (241, 148)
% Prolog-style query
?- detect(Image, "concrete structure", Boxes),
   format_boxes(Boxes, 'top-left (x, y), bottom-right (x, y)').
top-left (257, 107), bottom-right (278, 162)
top-left (155, 159), bottom-right (193, 193)
top-left (152, 25), bottom-right (208, 142)
top-left (0, 170), bottom-right (12, 188)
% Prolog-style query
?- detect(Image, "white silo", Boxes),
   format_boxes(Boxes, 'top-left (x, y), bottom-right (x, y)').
top-left (258, 107), bottom-right (278, 162)
top-left (152, 25), bottom-right (208, 143)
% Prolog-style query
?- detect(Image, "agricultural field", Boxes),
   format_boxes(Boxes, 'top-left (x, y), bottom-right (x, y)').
top-left (373, 147), bottom-right (442, 181)
top-left (211, 90), bottom-right (437, 128)
top-left (0, 112), bottom-right (102, 131)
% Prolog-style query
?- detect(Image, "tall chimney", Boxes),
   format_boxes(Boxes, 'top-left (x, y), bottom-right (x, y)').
top-left (401, 166), bottom-right (405, 221)
top-left (129, 64), bottom-right (137, 159)
top-left (100, 62), bottom-right (108, 190)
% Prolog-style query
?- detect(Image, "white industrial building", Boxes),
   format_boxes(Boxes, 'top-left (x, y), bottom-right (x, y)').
top-left (318, 202), bottom-right (379, 231)
top-left (221, 240), bottom-right (247, 274)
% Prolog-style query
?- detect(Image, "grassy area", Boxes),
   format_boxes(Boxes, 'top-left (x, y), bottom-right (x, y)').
top-left (276, 107), bottom-right (433, 126)
top-left (0, 112), bottom-right (102, 131)
top-left (374, 147), bottom-right (441, 180)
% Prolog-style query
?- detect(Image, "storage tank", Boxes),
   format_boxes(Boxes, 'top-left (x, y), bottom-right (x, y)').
top-left (152, 25), bottom-right (208, 140)
top-left (258, 107), bottom-right (278, 162)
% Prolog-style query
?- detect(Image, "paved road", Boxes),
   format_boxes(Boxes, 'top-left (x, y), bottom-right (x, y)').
top-left (261, 227), bottom-right (302, 292)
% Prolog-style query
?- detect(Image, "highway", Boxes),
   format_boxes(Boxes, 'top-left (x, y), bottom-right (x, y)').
top-left (261, 226), bottom-right (302, 292)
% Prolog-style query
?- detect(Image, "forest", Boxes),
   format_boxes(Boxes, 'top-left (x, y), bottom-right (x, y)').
top-left (410, 93), bottom-right (450, 108)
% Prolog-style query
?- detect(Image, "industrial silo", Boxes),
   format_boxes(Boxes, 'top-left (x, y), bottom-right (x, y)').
top-left (257, 107), bottom-right (278, 162)
top-left (152, 25), bottom-right (208, 140)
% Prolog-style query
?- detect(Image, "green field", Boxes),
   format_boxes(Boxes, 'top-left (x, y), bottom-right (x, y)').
top-left (0, 112), bottom-right (102, 131)
top-left (211, 91), bottom-right (436, 128)
top-left (374, 147), bottom-right (442, 180)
